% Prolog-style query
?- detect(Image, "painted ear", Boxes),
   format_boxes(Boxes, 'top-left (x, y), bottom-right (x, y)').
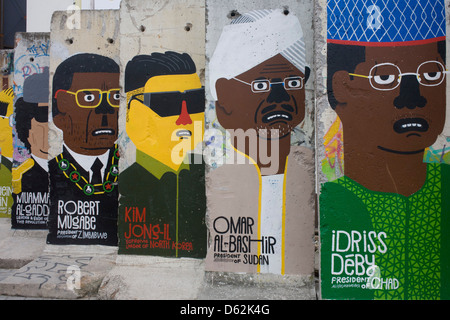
top-left (214, 78), bottom-right (235, 129)
top-left (52, 112), bottom-right (67, 131)
top-left (331, 70), bottom-right (351, 105)
top-left (27, 130), bottom-right (36, 148)
top-left (215, 78), bottom-right (233, 112)
top-left (304, 66), bottom-right (311, 84)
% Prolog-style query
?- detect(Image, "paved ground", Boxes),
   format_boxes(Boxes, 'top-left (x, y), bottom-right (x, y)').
top-left (0, 220), bottom-right (318, 300)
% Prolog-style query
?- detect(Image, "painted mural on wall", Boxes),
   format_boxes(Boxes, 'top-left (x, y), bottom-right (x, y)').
top-left (0, 88), bottom-right (14, 218)
top-left (118, 51), bottom-right (206, 257)
top-left (46, 53), bottom-right (120, 245)
top-left (205, 9), bottom-right (315, 275)
top-left (11, 35), bottom-right (51, 229)
top-left (12, 68), bottom-right (50, 228)
top-left (320, 0), bottom-right (450, 299)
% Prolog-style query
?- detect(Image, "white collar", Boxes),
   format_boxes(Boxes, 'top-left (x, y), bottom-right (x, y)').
top-left (64, 144), bottom-right (110, 180)
top-left (31, 154), bottom-right (49, 172)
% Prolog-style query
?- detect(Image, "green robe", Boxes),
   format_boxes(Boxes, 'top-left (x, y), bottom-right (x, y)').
top-left (320, 163), bottom-right (450, 300)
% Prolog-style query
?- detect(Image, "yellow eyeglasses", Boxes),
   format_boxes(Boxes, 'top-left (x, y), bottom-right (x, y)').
top-left (55, 88), bottom-right (121, 108)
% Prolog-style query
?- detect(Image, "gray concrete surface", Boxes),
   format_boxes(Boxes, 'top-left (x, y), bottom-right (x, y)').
top-left (0, 220), bottom-right (47, 269)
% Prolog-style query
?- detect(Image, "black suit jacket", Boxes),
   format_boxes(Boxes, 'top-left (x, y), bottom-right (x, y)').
top-left (46, 146), bottom-right (118, 246)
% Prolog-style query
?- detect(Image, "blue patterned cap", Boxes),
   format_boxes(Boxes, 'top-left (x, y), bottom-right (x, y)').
top-left (327, 0), bottom-right (446, 45)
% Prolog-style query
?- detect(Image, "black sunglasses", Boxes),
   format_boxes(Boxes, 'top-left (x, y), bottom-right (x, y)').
top-left (128, 87), bottom-right (205, 117)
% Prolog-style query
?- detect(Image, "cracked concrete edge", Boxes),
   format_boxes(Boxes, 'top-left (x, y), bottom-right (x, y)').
top-left (0, 243), bottom-right (118, 299)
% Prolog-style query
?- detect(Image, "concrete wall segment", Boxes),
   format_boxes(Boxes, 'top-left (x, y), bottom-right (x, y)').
top-left (46, 9), bottom-right (120, 245)
top-left (318, 0), bottom-right (450, 300)
top-left (117, 0), bottom-right (207, 258)
top-left (48, 9), bottom-right (120, 158)
top-left (11, 32), bottom-right (50, 229)
top-left (204, 0), bottom-right (316, 281)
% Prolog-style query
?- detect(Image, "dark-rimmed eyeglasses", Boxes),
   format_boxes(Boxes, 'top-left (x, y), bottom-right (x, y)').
top-left (232, 76), bottom-right (304, 93)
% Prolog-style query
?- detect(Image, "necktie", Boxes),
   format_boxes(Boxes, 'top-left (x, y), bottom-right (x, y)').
top-left (90, 158), bottom-right (103, 184)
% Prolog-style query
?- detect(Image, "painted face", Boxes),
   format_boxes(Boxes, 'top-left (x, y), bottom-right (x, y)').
top-left (215, 54), bottom-right (306, 140)
top-left (126, 73), bottom-right (205, 170)
top-left (28, 107), bottom-right (49, 160)
top-left (53, 72), bottom-right (120, 156)
top-left (0, 88), bottom-right (14, 159)
top-left (332, 42), bottom-right (446, 155)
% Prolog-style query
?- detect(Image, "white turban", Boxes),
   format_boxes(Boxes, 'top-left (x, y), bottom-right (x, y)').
top-left (209, 9), bottom-right (306, 101)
